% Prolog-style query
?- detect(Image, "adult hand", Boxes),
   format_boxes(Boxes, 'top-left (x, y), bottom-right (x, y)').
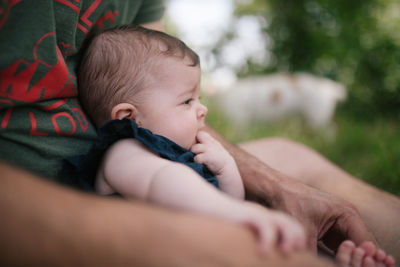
top-left (204, 125), bottom-right (376, 253)
top-left (264, 171), bottom-right (377, 252)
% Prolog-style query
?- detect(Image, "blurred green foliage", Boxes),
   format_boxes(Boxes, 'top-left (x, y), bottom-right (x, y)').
top-left (204, 99), bottom-right (400, 196)
top-left (232, 0), bottom-right (400, 118)
top-left (203, 0), bottom-right (400, 195)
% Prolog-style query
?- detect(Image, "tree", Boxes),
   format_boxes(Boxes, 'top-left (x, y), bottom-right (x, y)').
top-left (232, 0), bottom-right (400, 118)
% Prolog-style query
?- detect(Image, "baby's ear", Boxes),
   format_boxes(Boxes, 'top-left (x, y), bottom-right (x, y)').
top-left (111, 103), bottom-right (138, 121)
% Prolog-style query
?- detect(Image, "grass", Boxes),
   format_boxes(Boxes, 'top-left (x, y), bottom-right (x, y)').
top-left (204, 97), bottom-right (400, 196)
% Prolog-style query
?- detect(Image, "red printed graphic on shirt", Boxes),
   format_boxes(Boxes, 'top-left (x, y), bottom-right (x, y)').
top-left (0, 32), bottom-right (76, 104)
top-left (55, 0), bottom-right (81, 14)
top-left (0, 99), bottom-right (13, 129)
top-left (0, 0), bottom-right (124, 136)
top-left (58, 42), bottom-right (76, 56)
top-left (77, 0), bottom-right (102, 34)
top-left (94, 10), bottom-right (119, 29)
top-left (0, 0), bottom-right (22, 30)
top-left (0, 30), bottom-right (90, 135)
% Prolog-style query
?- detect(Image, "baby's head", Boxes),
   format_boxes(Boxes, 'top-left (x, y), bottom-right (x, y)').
top-left (79, 25), bottom-right (200, 127)
top-left (79, 26), bottom-right (207, 149)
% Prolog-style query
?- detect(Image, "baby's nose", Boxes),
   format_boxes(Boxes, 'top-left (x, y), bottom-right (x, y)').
top-left (197, 104), bottom-right (208, 118)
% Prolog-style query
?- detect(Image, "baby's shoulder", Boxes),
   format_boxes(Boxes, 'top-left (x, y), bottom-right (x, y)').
top-left (108, 138), bottom-right (147, 155)
top-left (103, 138), bottom-right (165, 169)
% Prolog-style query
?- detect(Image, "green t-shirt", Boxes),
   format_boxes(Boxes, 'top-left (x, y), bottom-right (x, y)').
top-left (0, 0), bottom-right (164, 180)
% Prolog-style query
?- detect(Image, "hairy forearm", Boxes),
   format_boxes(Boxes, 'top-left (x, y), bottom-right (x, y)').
top-left (203, 125), bottom-right (380, 253)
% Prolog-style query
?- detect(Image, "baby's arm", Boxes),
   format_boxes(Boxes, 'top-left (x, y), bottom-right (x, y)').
top-left (336, 240), bottom-right (395, 267)
top-left (191, 131), bottom-right (244, 199)
top-left (97, 138), bottom-right (305, 254)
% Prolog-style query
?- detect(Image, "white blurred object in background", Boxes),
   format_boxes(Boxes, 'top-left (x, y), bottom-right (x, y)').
top-left (206, 73), bottom-right (347, 128)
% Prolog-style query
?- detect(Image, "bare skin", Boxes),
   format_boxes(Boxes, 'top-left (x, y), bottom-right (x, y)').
top-left (146, 18), bottom-right (398, 264)
top-left (204, 126), bottom-right (398, 264)
top-left (2, 16), bottom-right (395, 267)
top-left (336, 241), bottom-right (395, 267)
top-left (99, 137), bottom-right (305, 254)
top-left (0, 16), bottom-right (337, 267)
top-left (95, 56), bottom-right (306, 254)
top-left (236, 137), bottom-right (400, 261)
top-left (0, 162), bottom-right (335, 267)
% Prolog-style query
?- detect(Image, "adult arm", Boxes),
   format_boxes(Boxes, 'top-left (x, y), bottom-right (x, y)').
top-left (204, 124), bottom-right (376, 252)
top-left (1, 161), bottom-right (332, 266)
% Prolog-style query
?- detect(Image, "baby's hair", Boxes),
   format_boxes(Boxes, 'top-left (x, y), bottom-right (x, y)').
top-left (78, 25), bottom-right (200, 127)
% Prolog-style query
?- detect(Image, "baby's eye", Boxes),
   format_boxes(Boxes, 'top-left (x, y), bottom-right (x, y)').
top-left (183, 98), bottom-right (193, 105)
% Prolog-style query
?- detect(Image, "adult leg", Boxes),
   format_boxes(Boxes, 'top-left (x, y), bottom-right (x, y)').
top-left (239, 137), bottom-right (400, 261)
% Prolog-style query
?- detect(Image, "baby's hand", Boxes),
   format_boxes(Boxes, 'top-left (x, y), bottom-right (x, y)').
top-left (230, 201), bottom-right (306, 254)
top-left (336, 240), bottom-right (395, 267)
top-left (191, 131), bottom-right (244, 199)
top-left (191, 131), bottom-right (235, 176)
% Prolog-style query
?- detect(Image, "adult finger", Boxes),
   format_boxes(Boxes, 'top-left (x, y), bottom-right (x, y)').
top-left (340, 204), bottom-right (377, 246)
top-left (306, 229), bottom-right (318, 253)
top-left (322, 205), bottom-right (376, 252)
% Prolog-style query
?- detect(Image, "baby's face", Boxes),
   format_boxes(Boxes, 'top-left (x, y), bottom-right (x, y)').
top-left (135, 57), bottom-right (207, 149)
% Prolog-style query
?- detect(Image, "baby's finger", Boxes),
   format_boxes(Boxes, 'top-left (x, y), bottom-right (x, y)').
top-left (336, 240), bottom-right (355, 267)
top-left (385, 255), bottom-right (395, 267)
top-left (351, 247), bottom-right (365, 267)
top-left (276, 226), bottom-right (293, 254)
top-left (359, 241), bottom-right (376, 257)
top-left (194, 154), bottom-right (205, 164)
top-left (274, 213), bottom-right (305, 252)
top-left (278, 220), bottom-right (305, 254)
top-left (293, 222), bottom-right (306, 250)
top-left (363, 256), bottom-right (375, 267)
top-left (190, 143), bottom-right (205, 154)
top-left (256, 223), bottom-right (278, 254)
top-left (196, 131), bottom-right (213, 144)
top-left (375, 249), bottom-right (386, 262)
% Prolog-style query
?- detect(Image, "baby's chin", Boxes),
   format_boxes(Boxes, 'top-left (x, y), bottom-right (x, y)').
top-left (164, 135), bottom-right (195, 150)
top-left (171, 138), bottom-right (196, 150)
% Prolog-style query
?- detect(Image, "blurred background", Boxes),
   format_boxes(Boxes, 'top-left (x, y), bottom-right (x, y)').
top-left (165, 0), bottom-right (400, 196)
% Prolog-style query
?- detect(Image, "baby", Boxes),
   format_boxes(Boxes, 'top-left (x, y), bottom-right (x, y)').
top-left (64, 25), bottom-right (394, 266)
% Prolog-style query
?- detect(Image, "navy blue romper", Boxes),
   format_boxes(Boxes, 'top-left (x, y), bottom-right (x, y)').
top-left (62, 119), bottom-right (218, 193)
